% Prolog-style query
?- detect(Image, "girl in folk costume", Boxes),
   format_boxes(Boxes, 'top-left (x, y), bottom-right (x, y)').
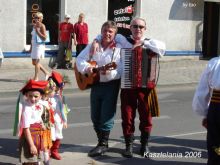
top-left (13, 80), bottom-right (53, 165)
top-left (48, 71), bottom-right (69, 160)
top-left (40, 80), bottom-right (57, 164)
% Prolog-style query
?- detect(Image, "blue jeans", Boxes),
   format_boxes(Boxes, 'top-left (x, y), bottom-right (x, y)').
top-left (90, 80), bottom-right (120, 132)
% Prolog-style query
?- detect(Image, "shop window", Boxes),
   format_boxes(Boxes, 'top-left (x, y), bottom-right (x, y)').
top-left (108, 0), bottom-right (136, 36)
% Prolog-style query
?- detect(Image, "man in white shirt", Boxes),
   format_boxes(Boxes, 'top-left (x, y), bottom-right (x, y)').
top-left (192, 57), bottom-right (220, 164)
top-left (76, 21), bottom-right (122, 157)
top-left (118, 17), bottom-right (165, 158)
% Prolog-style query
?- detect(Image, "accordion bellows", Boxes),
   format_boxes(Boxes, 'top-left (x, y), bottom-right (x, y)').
top-left (121, 46), bottom-right (158, 89)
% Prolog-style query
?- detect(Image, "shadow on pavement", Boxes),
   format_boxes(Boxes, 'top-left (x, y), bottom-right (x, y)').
top-left (59, 136), bottom-right (207, 165)
top-left (0, 138), bottom-right (18, 159)
top-left (0, 137), bottom-right (206, 164)
top-left (0, 79), bottom-right (25, 83)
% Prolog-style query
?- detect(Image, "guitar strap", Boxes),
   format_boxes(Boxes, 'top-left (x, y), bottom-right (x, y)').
top-left (88, 51), bottom-right (93, 62)
top-left (111, 47), bottom-right (116, 62)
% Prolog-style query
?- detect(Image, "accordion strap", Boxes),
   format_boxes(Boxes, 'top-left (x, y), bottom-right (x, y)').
top-left (111, 48), bottom-right (115, 62)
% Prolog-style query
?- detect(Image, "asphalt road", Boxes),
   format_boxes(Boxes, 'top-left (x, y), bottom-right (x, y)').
top-left (0, 84), bottom-right (207, 165)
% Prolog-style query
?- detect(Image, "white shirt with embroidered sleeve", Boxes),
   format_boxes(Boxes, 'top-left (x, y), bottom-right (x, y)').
top-left (21, 100), bottom-right (44, 128)
top-left (75, 45), bottom-right (92, 74)
top-left (143, 39), bottom-right (166, 57)
top-left (76, 44), bottom-right (122, 82)
top-left (192, 57), bottom-right (220, 117)
top-left (113, 34), bottom-right (166, 57)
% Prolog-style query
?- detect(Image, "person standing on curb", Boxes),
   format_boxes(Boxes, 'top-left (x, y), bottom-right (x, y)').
top-left (53, 14), bottom-right (74, 69)
top-left (73, 13), bottom-right (88, 57)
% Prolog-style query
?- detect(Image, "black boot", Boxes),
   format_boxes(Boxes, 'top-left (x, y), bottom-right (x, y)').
top-left (140, 132), bottom-right (150, 157)
top-left (122, 135), bottom-right (134, 158)
top-left (88, 131), bottom-right (110, 157)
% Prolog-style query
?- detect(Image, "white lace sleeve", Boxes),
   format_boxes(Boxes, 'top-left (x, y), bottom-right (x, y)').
top-left (144, 39), bottom-right (166, 57)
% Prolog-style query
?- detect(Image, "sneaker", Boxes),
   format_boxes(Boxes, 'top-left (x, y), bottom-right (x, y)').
top-left (65, 63), bottom-right (70, 70)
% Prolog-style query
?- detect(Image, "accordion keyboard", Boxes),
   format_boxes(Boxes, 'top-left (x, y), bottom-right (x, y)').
top-left (121, 46), bottom-right (158, 89)
top-left (121, 48), bottom-right (133, 88)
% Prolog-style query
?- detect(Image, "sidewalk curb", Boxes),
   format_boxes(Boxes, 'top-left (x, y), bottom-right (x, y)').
top-left (0, 56), bottom-right (206, 95)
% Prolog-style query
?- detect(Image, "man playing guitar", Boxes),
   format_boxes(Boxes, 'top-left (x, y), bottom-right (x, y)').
top-left (75, 21), bottom-right (122, 157)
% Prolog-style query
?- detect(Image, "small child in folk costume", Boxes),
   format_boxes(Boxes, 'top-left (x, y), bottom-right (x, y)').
top-left (13, 80), bottom-right (53, 165)
top-left (40, 80), bottom-right (57, 164)
top-left (48, 71), bottom-right (69, 160)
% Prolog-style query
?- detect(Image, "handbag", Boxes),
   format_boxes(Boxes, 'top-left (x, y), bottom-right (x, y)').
top-left (65, 49), bottom-right (72, 61)
top-left (36, 30), bottom-right (50, 44)
top-left (65, 34), bottom-right (73, 61)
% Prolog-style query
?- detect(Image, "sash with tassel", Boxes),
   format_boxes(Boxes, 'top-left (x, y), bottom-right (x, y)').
top-left (56, 94), bottom-right (67, 123)
top-left (147, 88), bottom-right (160, 117)
top-left (62, 95), bottom-right (71, 119)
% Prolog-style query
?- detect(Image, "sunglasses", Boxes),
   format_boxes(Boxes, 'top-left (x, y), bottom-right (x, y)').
top-left (131, 25), bottom-right (145, 29)
top-left (34, 17), bottom-right (40, 20)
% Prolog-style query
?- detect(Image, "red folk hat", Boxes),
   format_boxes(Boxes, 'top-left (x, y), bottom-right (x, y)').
top-left (50, 71), bottom-right (64, 88)
top-left (20, 79), bottom-right (48, 94)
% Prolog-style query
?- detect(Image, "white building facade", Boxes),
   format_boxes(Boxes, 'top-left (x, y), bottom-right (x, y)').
top-left (0, 0), bottom-right (211, 56)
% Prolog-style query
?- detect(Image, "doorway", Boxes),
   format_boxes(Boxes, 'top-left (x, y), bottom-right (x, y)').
top-left (26, 0), bottom-right (59, 45)
top-left (202, 2), bottom-right (219, 59)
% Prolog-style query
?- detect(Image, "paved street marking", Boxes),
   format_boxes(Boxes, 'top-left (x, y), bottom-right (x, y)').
top-left (67, 115), bottom-right (170, 128)
top-left (0, 115), bottom-right (170, 135)
top-left (151, 131), bottom-right (206, 140)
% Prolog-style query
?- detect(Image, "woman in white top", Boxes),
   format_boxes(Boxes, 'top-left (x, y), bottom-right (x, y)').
top-left (29, 12), bottom-right (50, 81)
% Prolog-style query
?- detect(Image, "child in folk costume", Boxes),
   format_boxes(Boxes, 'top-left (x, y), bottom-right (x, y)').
top-left (13, 80), bottom-right (53, 165)
top-left (40, 80), bottom-right (57, 164)
top-left (48, 71), bottom-right (69, 160)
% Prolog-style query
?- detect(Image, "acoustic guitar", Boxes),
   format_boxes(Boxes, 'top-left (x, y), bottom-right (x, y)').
top-left (74, 61), bottom-right (117, 90)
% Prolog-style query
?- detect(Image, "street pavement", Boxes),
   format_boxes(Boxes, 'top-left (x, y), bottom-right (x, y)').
top-left (0, 55), bottom-right (209, 164)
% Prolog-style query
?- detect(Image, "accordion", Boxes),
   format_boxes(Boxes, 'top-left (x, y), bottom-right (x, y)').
top-left (121, 46), bottom-right (159, 89)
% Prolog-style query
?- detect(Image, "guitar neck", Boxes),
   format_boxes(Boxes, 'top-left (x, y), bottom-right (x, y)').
top-left (92, 66), bottom-right (105, 73)
top-left (90, 61), bottom-right (116, 73)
